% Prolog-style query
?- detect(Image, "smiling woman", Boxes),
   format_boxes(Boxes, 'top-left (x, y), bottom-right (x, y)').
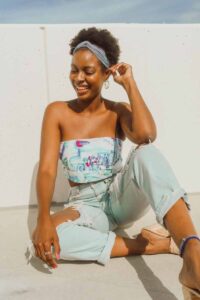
top-left (29, 26), bottom-right (200, 299)
top-left (69, 48), bottom-right (107, 100)
top-left (68, 28), bottom-right (120, 104)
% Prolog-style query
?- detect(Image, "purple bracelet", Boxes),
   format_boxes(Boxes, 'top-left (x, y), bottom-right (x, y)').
top-left (179, 235), bottom-right (200, 257)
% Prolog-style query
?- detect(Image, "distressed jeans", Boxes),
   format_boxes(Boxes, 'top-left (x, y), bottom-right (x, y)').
top-left (53, 142), bottom-right (190, 266)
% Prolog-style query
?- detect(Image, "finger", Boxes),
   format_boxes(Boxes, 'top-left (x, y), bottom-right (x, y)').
top-left (117, 66), bottom-right (127, 75)
top-left (113, 69), bottom-right (121, 77)
top-left (44, 242), bottom-right (57, 267)
top-left (109, 63), bottom-right (121, 72)
top-left (112, 64), bottom-right (127, 75)
top-left (114, 68), bottom-right (120, 76)
top-left (37, 242), bottom-right (48, 263)
top-left (110, 66), bottom-right (120, 74)
top-left (113, 64), bottom-right (122, 71)
top-left (109, 63), bottom-right (120, 69)
top-left (110, 63), bottom-right (128, 70)
top-left (45, 251), bottom-right (57, 268)
top-left (118, 64), bottom-right (129, 71)
top-left (109, 67), bottom-right (118, 75)
top-left (35, 244), bottom-right (43, 260)
top-left (53, 238), bottom-right (61, 260)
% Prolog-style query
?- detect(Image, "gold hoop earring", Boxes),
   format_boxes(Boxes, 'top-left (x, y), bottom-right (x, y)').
top-left (104, 80), bottom-right (109, 89)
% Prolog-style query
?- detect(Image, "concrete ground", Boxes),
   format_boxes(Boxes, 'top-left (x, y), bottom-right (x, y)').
top-left (0, 193), bottom-right (199, 300)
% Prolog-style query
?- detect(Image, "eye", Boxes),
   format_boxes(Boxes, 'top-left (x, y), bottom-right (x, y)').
top-left (85, 71), bottom-right (94, 75)
top-left (84, 68), bottom-right (95, 75)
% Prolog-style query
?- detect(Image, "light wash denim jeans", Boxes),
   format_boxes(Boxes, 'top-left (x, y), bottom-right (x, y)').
top-left (54, 143), bottom-right (190, 266)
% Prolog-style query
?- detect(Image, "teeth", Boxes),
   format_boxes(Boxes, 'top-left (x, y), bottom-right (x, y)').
top-left (76, 86), bottom-right (88, 91)
top-left (75, 85), bottom-right (88, 88)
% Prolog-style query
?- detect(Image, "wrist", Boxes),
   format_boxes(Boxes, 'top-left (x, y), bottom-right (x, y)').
top-left (123, 78), bottom-right (137, 92)
top-left (37, 211), bottom-right (51, 221)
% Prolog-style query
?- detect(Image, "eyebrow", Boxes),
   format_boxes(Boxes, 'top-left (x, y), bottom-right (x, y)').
top-left (71, 64), bottom-right (95, 69)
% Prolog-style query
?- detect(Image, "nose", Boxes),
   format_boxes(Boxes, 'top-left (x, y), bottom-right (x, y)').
top-left (76, 70), bottom-right (85, 82)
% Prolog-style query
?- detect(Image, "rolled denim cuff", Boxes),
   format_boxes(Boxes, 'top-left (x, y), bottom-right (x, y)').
top-left (97, 231), bottom-right (116, 265)
top-left (155, 188), bottom-right (190, 225)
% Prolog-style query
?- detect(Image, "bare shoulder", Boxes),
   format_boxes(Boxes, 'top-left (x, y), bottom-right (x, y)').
top-left (45, 100), bottom-right (67, 111)
top-left (103, 99), bottom-right (129, 109)
top-left (113, 101), bottom-right (132, 116)
top-left (115, 101), bottom-right (131, 110)
top-left (43, 100), bottom-right (70, 119)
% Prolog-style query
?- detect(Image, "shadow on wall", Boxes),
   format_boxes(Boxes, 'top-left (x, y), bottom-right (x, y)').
top-left (27, 160), bottom-right (70, 238)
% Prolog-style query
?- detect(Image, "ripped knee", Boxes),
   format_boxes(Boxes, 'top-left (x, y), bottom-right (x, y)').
top-left (63, 206), bottom-right (81, 220)
top-left (51, 205), bottom-right (81, 228)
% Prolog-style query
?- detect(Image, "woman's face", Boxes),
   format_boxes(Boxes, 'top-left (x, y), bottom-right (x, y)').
top-left (69, 49), bottom-right (109, 101)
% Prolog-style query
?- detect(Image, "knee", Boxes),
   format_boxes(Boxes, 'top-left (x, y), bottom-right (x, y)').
top-left (51, 206), bottom-right (81, 228)
top-left (127, 143), bottom-right (159, 183)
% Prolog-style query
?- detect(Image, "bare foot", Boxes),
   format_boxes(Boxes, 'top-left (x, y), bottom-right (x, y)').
top-left (135, 229), bottom-right (171, 255)
top-left (179, 239), bottom-right (200, 292)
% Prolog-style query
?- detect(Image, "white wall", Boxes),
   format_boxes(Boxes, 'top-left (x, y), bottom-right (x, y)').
top-left (0, 24), bottom-right (199, 208)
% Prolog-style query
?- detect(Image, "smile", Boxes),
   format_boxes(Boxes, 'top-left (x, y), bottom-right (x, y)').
top-left (75, 85), bottom-right (89, 93)
top-left (76, 87), bottom-right (88, 91)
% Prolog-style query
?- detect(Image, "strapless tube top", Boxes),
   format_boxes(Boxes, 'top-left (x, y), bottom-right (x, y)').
top-left (59, 137), bottom-right (123, 183)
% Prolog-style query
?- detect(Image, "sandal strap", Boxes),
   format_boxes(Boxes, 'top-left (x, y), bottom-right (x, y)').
top-left (143, 223), bottom-right (180, 255)
top-left (169, 238), bottom-right (180, 255)
top-left (180, 235), bottom-right (200, 257)
top-left (143, 223), bottom-right (170, 238)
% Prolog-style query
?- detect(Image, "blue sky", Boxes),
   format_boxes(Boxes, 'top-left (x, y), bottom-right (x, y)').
top-left (0, 0), bottom-right (200, 23)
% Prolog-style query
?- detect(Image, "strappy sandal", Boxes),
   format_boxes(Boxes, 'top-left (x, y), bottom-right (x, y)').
top-left (141, 223), bottom-right (179, 255)
top-left (182, 285), bottom-right (200, 299)
top-left (179, 235), bottom-right (200, 299)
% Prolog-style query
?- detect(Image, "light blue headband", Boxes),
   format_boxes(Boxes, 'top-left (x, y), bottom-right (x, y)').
top-left (72, 40), bottom-right (110, 68)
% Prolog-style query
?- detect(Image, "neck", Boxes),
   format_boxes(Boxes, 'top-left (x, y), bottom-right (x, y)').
top-left (76, 95), bottom-right (104, 114)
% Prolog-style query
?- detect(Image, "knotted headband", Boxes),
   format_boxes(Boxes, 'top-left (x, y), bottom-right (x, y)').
top-left (72, 40), bottom-right (110, 68)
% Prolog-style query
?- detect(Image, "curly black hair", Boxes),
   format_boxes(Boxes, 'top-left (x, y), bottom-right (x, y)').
top-left (69, 27), bottom-right (121, 68)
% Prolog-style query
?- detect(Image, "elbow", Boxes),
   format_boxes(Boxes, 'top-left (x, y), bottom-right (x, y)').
top-left (137, 131), bottom-right (157, 145)
top-left (145, 132), bottom-right (157, 143)
top-left (143, 125), bottom-right (157, 143)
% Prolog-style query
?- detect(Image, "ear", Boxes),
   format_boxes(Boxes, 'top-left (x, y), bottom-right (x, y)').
top-left (104, 68), bottom-right (111, 80)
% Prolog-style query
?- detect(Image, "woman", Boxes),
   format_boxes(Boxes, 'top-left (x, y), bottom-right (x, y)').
top-left (31, 27), bottom-right (200, 299)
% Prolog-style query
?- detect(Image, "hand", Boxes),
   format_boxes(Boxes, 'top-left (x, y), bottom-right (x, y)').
top-left (109, 63), bottom-right (135, 88)
top-left (32, 215), bottom-right (61, 268)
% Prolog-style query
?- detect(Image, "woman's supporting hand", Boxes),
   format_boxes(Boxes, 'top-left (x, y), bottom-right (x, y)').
top-left (109, 62), bottom-right (135, 88)
top-left (32, 215), bottom-right (61, 268)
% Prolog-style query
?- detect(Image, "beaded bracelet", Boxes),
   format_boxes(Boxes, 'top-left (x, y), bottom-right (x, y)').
top-left (179, 235), bottom-right (200, 257)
